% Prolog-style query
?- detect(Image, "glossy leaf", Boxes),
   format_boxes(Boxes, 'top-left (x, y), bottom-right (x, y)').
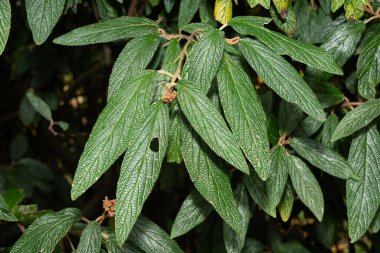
top-left (0, 194), bottom-right (17, 222)
top-left (178, 81), bottom-right (249, 174)
top-left (278, 100), bottom-right (304, 136)
top-left (223, 184), bottom-right (252, 253)
top-left (289, 155), bottom-right (324, 221)
top-left (278, 182), bottom-right (294, 222)
top-left (217, 54), bottom-right (270, 179)
top-left (0, 0), bottom-right (10, 54)
top-left (331, 99), bottom-right (380, 141)
top-left (178, 0), bottom-right (201, 29)
top-left (10, 208), bottom-right (81, 253)
top-left (347, 125), bottom-right (380, 242)
top-left (54, 17), bottom-right (159, 45)
top-left (239, 38), bottom-right (325, 122)
top-left (129, 216), bottom-right (183, 253)
top-left (108, 33), bottom-right (161, 100)
top-left (214, 0), bottom-right (233, 24)
top-left (116, 103), bottom-right (169, 245)
top-left (171, 190), bottom-right (213, 238)
top-left (185, 28), bottom-right (225, 93)
top-left (290, 137), bottom-right (357, 180)
top-left (71, 71), bottom-right (157, 200)
top-left (26, 91), bottom-right (52, 121)
top-left (76, 222), bottom-right (101, 253)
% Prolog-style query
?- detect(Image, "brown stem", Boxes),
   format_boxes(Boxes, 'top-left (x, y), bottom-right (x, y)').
top-left (81, 217), bottom-right (91, 224)
top-left (225, 37), bottom-right (240, 45)
top-left (16, 223), bottom-right (26, 233)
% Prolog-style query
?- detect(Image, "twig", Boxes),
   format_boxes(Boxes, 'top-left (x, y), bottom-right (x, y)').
top-left (16, 223), bottom-right (26, 233)
top-left (219, 23), bottom-right (228, 30)
top-left (95, 211), bottom-right (108, 225)
top-left (225, 37), bottom-right (240, 45)
top-left (278, 135), bottom-right (291, 146)
top-left (364, 2), bottom-right (380, 24)
top-left (66, 235), bottom-right (75, 252)
top-left (157, 70), bottom-right (175, 79)
top-left (341, 97), bottom-right (362, 109)
top-left (81, 217), bottom-right (91, 224)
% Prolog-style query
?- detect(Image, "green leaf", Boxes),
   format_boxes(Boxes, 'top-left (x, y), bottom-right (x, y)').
top-left (178, 81), bottom-right (249, 174)
top-left (214, 0), bottom-right (233, 24)
top-left (167, 103), bottom-right (183, 164)
top-left (26, 91), bottom-right (52, 121)
top-left (357, 31), bottom-right (380, 99)
top-left (217, 54), bottom-right (270, 180)
top-left (293, 116), bottom-right (323, 138)
top-left (129, 216), bottom-right (184, 253)
top-left (229, 16), bottom-right (272, 30)
top-left (247, 0), bottom-right (270, 8)
top-left (347, 124), bottom-right (380, 242)
top-left (10, 208), bottom-right (81, 253)
top-left (180, 119), bottom-right (243, 233)
top-left (0, 0), bottom-right (10, 54)
top-left (55, 121), bottom-right (69, 131)
top-left (164, 0), bottom-right (175, 12)
top-left (116, 102), bottom-right (169, 245)
top-left (54, 17), bottom-right (159, 46)
top-left (370, 209), bottom-right (380, 233)
top-left (76, 221), bottom-right (101, 253)
top-left (2, 189), bottom-right (26, 210)
top-left (288, 155), bottom-right (324, 221)
top-left (239, 38), bottom-right (325, 122)
top-left (0, 194), bottom-right (17, 222)
top-left (10, 133), bottom-right (28, 161)
top-left (199, 0), bottom-right (218, 26)
top-left (71, 71), bottom-right (157, 200)
top-left (171, 190), bottom-right (213, 238)
top-left (19, 95), bottom-right (37, 126)
top-left (307, 78), bottom-right (345, 108)
top-left (185, 28), bottom-right (225, 93)
top-left (244, 170), bottom-right (276, 217)
top-left (108, 33), bottom-right (161, 100)
top-left (231, 22), bottom-right (342, 75)
top-left (315, 213), bottom-right (335, 248)
top-left (162, 40), bottom-right (181, 79)
top-left (331, 0), bottom-right (345, 11)
top-left (266, 146), bottom-right (289, 210)
top-left (178, 0), bottom-right (201, 29)
top-left (278, 182), bottom-right (294, 222)
top-left (321, 113), bottom-right (339, 149)
top-left (331, 99), bottom-right (380, 141)
top-left (242, 239), bottom-right (265, 253)
top-left (290, 137), bottom-right (357, 180)
top-left (223, 184), bottom-right (252, 253)
top-left (25, 0), bottom-right (65, 45)
top-left (279, 100), bottom-right (304, 136)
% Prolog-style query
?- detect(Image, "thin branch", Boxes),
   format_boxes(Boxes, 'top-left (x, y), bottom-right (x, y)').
top-left (81, 217), bottom-right (91, 224)
top-left (219, 23), bottom-right (228, 30)
top-left (225, 37), bottom-right (240, 45)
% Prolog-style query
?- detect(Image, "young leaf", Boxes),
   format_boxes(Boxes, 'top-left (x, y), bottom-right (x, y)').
top-left (321, 113), bottom-right (339, 149)
top-left (214, 0), bottom-right (233, 25)
top-left (217, 54), bottom-right (270, 180)
top-left (230, 22), bottom-right (342, 75)
top-left (76, 221), bottom-right (102, 253)
top-left (278, 100), bottom-right (304, 136)
top-left (357, 30), bottom-right (380, 99)
top-left (278, 182), bottom-right (294, 222)
top-left (331, 99), bottom-right (380, 141)
top-left (247, 0), bottom-right (270, 9)
top-left (239, 38), bottom-right (326, 122)
top-left (178, 0), bottom-right (201, 29)
top-left (53, 17), bottom-right (159, 46)
top-left (10, 208), bottom-right (81, 253)
top-left (0, 0), bottom-right (10, 55)
top-left (26, 91), bottom-right (52, 121)
top-left (25, 0), bottom-right (66, 45)
top-left (178, 81), bottom-right (249, 174)
top-left (347, 125), bottom-right (380, 242)
top-left (171, 190), bottom-right (213, 238)
top-left (71, 71), bottom-right (157, 200)
top-left (185, 28), bottom-right (225, 93)
top-left (223, 184), bottom-right (252, 253)
top-left (129, 216), bottom-right (184, 253)
top-left (116, 102), bottom-right (169, 245)
top-left (266, 146), bottom-right (289, 210)
top-left (289, 155), bottom-right (324, 221)
top-left (0, 194), bottom-right (17, 222)
top-left (108, 33), bottom-right (161, 100)
top-left (290, 137), bottom-right (357, 180)
top-left (181, 120), bottom-right (243, 233)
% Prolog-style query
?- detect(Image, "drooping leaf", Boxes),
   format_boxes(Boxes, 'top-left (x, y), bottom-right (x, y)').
top-left (278, 100), bottom-right (304, 136)
top-left (129, 216), bottom-right (183, 253)
top-left (185, 28), bottom-right (225, 93)
top-left (0, 194), bottom-right (17, 222)
top-left (321, 113), bottom-right (339, 149)
top-left (239, 38), bottom-right (325, 122)
top-left (76, 221), bottom-right (102, 253)
top-left (223, 184), bottom-right (252, 253)
top-left (180, 118), bottom-right (243, 233)
top-left (290, 137), bottom-right (357, 180)
top-left (266, 146), bottom-right (289, 210)
top-left (214, 0), bottom-right (233, 25)
top-left (288, 155), bottom-right (324, 221)
top-left (10, 208), bottom-right (81, 253)
top-left (108, 33), bottom-right (161, 100)
top-left (25, 0), bottom-right (66, 45)
top-left (54, 17), bottom-right (159, 46)
top-left (71, 71), bottom-right (157, 200)
top-left (231, 21), bottom-right (342, 75)
top-left (171, 190), bottom-right (213, 238)
top-left (357, 30), bottom-right (380, 99)
top-left (25, 91), bottom-right (52, 121)
top-left (331, 99), bottom-right (380, 141)
top-left (0, 0), bottom-right (11, 55)
top-left (278, 182), bottom-right (294, 222)
top-left (178, 0), bottom-right (201, 29)
top-left (293, 116), bottom-right (323, 138)
top-left (116, 103), bottom-right (169, 245)
top-left (347, 124), bottom-right (380, 242)
top-left (178, 81), bottom-right (249, 174)
top-left (217, 54), bottom-right (270, 180)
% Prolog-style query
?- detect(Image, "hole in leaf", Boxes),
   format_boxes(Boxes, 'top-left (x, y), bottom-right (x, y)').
top-left (149, 137), bottom-right (159, 153)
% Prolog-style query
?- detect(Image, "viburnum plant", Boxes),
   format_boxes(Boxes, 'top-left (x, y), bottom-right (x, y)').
top-left (1, 0), bottom-right (380, 252)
